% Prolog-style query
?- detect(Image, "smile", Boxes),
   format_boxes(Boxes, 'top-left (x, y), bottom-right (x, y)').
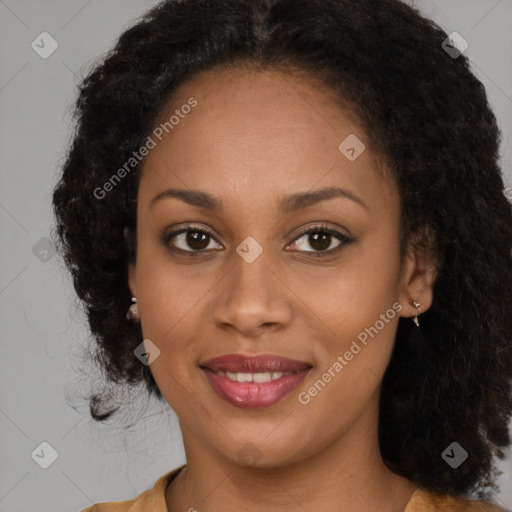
top-left (199, 353), bottom-right (313, 409)
top-left (216, 371), bottom-right (288, 383)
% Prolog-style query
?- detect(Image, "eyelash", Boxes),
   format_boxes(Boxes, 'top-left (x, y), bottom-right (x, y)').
top-left (160, 223), bottom-right (355, 258)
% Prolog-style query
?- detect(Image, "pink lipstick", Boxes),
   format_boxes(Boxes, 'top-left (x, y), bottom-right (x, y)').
top-left (199, 354), bottom-right (312, 409)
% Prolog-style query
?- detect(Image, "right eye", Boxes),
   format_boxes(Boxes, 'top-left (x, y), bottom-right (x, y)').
top-left (161, 225), bottom-right (223, 254)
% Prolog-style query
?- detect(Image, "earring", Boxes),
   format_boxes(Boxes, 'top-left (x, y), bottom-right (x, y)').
top-left (126, 296), bottom-right (140, 323)
top-left (408, 298), bottom-right (422, 327)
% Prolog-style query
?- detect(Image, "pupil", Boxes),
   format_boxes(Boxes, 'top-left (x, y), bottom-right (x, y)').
top-left (310, 232), bottom-right (330, 251)
top-left (187, 231), bottom-right (209, 250)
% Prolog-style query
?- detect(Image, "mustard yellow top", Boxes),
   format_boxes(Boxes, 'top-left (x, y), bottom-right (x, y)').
top-left (80, 465), bottom-right (507, 512)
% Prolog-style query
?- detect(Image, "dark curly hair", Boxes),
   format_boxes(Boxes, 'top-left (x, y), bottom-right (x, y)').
top-left (52, 0), bottom-right (512, 500)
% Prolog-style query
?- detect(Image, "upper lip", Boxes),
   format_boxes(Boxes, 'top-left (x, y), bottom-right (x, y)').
top-left (200, 354), bottom-right (313, 373)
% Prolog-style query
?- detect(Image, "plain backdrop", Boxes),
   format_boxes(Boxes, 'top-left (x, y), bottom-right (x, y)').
top-left (1, 1), bottom-right (511, 511)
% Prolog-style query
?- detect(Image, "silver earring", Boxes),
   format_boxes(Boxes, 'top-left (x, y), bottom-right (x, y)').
top-left (408, 298), bottom-right (422, 327)
top-left (126, 297), bottom-right (140, 323)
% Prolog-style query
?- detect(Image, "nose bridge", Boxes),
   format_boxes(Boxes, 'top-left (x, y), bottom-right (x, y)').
top-left (211, 236), bottom-right (291, 333)
top-left (228, 238), bottom-right (277, 304)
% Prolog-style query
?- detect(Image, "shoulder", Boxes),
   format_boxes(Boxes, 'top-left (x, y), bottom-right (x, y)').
top-left (80, 494), bottom-right (143, 512)
top-left (407, 488), bottom-right (508, 512)
top-left (80, 465), bottom-right (185, 512)
top-left (80, 487), bottom-right (153, 512)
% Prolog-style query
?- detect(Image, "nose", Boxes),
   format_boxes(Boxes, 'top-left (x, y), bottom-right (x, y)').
top-left (210, 247), bottom-right (293, 337)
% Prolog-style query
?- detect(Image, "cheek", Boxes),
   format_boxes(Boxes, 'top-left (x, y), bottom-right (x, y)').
top-left (135, 257), bottom-right (202, 406)
top-left (134, 237), bottom-right (210, 335)
top-left (305, 231), bottom-right (402, 389)
top-left (298, 314), bottom-right (399, 437)
top-left (306, 241), bottom-right (401, 339)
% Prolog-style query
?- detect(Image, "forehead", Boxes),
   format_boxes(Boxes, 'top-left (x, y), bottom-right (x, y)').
top-left (150, 64), bottom-right (364, 155)
top-left (138, 65), bottom-right (397, 216)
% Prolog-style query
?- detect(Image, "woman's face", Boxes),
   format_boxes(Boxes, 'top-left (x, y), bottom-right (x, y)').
top-left (128, 65), bottom-right (433, 467)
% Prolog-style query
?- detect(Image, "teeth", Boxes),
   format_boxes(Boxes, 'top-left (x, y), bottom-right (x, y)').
top-left (217, 371), bottom-right (286, 383)
top-left (253, 372), bottom-right (273, 383)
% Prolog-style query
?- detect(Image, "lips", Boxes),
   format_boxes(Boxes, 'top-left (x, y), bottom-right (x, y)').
top-left (199, 354), bottom-right (313, 409)
top-left (200, 354), bottom-right (312, 373)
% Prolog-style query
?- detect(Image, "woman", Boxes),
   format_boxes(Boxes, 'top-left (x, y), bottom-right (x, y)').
top-left (52, 0), bottom-right (512, 510)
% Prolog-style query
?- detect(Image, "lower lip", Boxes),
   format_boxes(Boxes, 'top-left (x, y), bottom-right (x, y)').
top-left (202, 368), bottom-right (311, 409)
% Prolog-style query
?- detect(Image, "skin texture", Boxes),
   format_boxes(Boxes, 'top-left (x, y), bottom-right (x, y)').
top-left (128, 66), bottom-right (437, 511)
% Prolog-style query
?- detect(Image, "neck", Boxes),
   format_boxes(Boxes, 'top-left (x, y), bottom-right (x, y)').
top-left (165, 395), bottom-right (418, 511)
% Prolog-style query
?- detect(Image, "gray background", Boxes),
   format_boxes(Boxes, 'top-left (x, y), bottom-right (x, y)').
top-left (1, 1), bottom-right (511, 510)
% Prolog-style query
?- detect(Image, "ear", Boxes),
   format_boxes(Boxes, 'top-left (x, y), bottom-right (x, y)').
top-left (128, 262), bottom-right (137, 298)
top-left (124, 226), bottom-right (137, 298)
top-left (398, 226), bottom-right (438, 319)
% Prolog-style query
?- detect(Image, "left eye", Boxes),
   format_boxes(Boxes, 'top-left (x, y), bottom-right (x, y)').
top-left (288, 227), bottom-right (349, 254)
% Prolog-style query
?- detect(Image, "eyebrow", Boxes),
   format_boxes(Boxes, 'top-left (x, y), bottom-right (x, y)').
top-left (149, 186), bottom-right (369, 213)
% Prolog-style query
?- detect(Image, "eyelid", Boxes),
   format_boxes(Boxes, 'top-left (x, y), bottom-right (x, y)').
top-left (160, 223), bottom-right (220, 254)
top-left (287, 224), bottom-right (353, 257)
